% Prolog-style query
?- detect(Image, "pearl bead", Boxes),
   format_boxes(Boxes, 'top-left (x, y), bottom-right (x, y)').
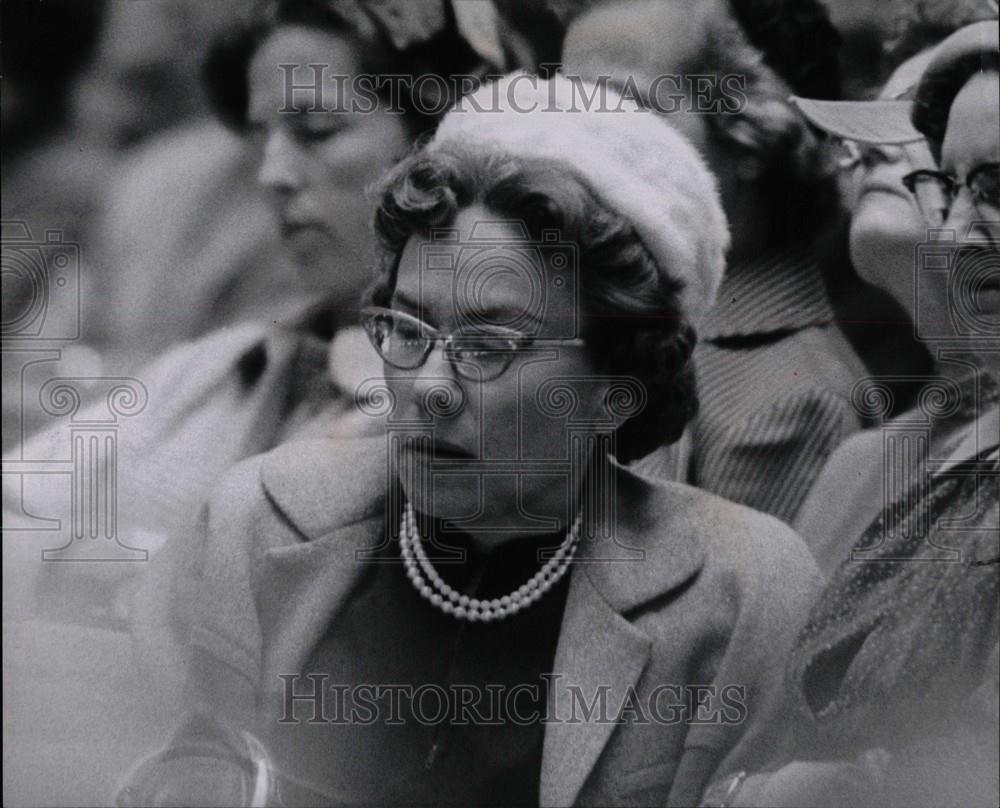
top-left (399, 500), bottom-right (580, 623)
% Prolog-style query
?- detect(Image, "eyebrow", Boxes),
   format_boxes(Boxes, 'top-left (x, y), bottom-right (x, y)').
top-left (391, 289), bottom-right (421, 311)
top-left (468, 306), bottom-right (544, 329)
top-left (390, 289), bottom-right (438, 326)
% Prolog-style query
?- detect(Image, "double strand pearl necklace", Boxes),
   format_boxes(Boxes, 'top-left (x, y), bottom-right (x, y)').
top-left (398, 501), bottom-right (582, 622)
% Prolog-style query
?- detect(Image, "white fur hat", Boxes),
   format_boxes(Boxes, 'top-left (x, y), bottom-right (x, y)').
top-left (429, 72), bottom-right (730, 327)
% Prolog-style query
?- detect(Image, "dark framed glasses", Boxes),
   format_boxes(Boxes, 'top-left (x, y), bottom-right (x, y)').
top-left (902, 162), bottom-right (1000, 227)
top-left (361, 306), bottom-right (584, 382)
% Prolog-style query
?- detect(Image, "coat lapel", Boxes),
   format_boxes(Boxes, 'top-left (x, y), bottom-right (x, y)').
top-left (540, 460), bottom-right (706, 806)
top-left (255, 517), bottom-right (383, 725)
top-left (254, 439), bottom-right (706, 803)
top-left (540, 569), bottom-right (651, 807)
top-left (252, 437), bottom-right (391, 725)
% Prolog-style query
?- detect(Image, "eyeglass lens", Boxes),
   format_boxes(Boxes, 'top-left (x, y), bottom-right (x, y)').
top-left (364, 309), bottom-right (519, 381)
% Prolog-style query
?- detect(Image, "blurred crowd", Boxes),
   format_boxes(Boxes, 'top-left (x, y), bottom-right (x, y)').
top-left (2, 1), bottom-right (998, 806)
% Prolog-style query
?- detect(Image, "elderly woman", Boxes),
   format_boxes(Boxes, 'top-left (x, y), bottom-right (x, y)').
top-left (119, 74), bottom-right (821, 807)
top-left (791, 1), bottom-right (999, 573)
top-left (703, 20), bottom-right (999, 808)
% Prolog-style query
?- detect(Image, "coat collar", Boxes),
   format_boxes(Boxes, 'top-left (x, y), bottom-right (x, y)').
top-left (258, 437), bottom-right (705, 804)
top-left (699, 241), bottom-right (833, 340)
top-left (260, 437), bottom-right (705, 611)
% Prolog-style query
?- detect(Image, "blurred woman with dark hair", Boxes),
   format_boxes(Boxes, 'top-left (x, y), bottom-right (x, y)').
top-left (119, 73), bottom-right (821, 808)
top-left (5, 0), bottom-right (498, 617)
top-left (3, 3), bottom-right (503, 804)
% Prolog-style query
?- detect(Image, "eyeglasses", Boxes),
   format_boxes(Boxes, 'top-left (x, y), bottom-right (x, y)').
top-left (361, 306), bottom-right (585, 382)
top-left (830, 138), bottom-right (921, 173)
top-left (902, 163), bottom-right (1000, 227)
top-left (831, 138), bottom-right (868, 171)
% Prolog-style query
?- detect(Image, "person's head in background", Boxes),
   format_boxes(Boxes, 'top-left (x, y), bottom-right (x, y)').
top-left (910, 21), bottom-right (999, 238)
top-left (1, 0), bottom-right (105, 155)
top-left (911, 20), bottom-right (999, 374)
top-left (69, 0), bottom-right (254, 150)
top-left (827, 0), bottom-right (997, 99)
top-left (201, 0), bottom-right (490, 307)
top-left (842, 2), bottom-right (997, 326)
top-left (561, 0), bottom-right (841, 259)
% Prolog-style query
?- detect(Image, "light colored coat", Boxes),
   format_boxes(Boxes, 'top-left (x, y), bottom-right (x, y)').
top-left (144, 436), bottom-right (821, 807)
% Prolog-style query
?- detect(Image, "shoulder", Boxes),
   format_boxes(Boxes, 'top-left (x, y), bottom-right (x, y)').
top-left (187, 436), bottom-right (388, 603)
top-left (656, 480), bottom-right (822, 628)
top-left (794, 426), bottom-right (884, 555)
top-left (141, 322), bottom-right (275, 398)
top-left (252, 435), bottom-right (395, 538)
top-left (607, 471), bottom-right (820, 613)
top-left (656, 480), bottom-right (817, 580)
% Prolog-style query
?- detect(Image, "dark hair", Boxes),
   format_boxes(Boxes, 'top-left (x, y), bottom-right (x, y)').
top-left (885, 0), bottom-right (998, 70)
top-left (368, 143), bottom-right (699, 462)
top-left (2, 0), bottom-right (105, 143)
top-left (693, 0), bottom-right (843, 247)
top-left (727, 0), bottom-right (842, 100)
top-left (913, 49), bottom-right (999, 162)
top-left (201, 0), bottom-right (482, 136)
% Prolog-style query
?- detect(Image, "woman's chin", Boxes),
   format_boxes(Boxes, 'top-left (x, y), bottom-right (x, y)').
top-left (398, 470), bottom-right (481, 520)
top-left (849, 226), bottom-right (920, 305)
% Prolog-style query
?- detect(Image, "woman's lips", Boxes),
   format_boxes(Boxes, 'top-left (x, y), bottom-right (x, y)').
top-left (857, 179), bottom-right (910, 202)
top-left (281, 221), bottom-right (324, 239)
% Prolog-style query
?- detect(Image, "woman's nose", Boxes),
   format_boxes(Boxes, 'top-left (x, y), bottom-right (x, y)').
top-left (942, 188), bottom-right (978, 237)
top-left (409, 342), bottom-right (466, 419)
top-left (861, 144), bottom-right (904, 169)
top-left (257, 130), bottom-right (302, 195)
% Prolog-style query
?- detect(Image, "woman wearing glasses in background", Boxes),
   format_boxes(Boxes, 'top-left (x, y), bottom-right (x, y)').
top-left (702, 20), bottom-right (998, 808)
top-left (120, 74), bottom-right (822, 807)
top-left (789, 2), bottom-right (999, 574)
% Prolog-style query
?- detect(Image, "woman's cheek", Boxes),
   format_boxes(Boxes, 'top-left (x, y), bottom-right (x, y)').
top-left (320, 117), bottom-right (407, 186)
